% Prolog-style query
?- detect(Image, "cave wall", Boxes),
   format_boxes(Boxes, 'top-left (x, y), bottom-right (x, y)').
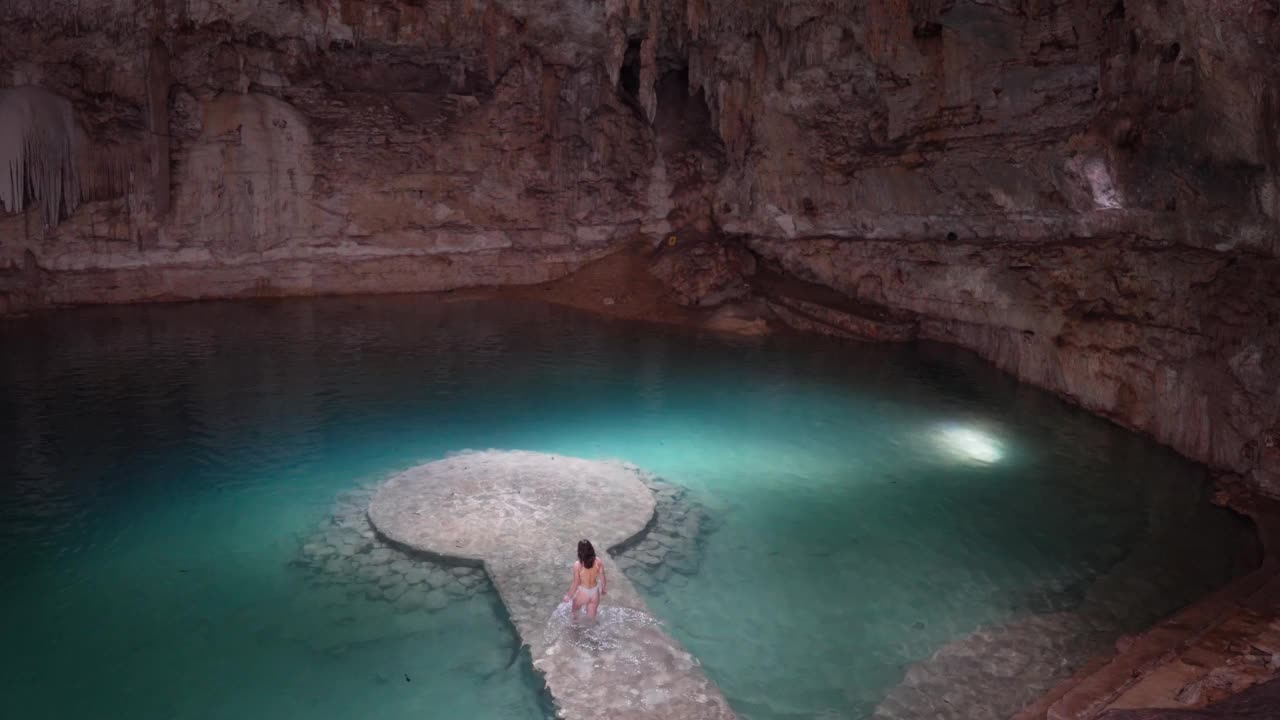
top-left (694, 0), bottom-right (1280, 495)
top-left (0, 0), bottom-right (1277, 494)
top-left (0, 0), bottom-right (681, 306)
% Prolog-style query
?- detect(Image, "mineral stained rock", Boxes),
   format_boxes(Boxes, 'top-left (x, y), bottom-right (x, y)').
top-left (1, 0), bottom-right (1277, 495)
top-left (1098, 676), bottom-right (1280, 719)
top-left (648, 236), bottom-right (756, 307)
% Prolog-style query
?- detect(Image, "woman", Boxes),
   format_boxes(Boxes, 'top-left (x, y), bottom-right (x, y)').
top-left (563, 539), bottom-right (606, 620)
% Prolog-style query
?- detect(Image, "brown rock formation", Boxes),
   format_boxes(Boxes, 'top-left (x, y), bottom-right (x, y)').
top-left (1, 0), bottom-right (1278, 494)
top-left (1097, 676), bottom-right (1280, 719)
top-left (0, 0), bottom-right (671, 308)
top-left (648, 235), bottom-right (755, 307)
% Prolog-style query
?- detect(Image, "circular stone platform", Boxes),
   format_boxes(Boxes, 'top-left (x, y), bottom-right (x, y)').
top-left (368, 450), bottom-right (656, 561)
top-left (367, 450), bottom-right (734, 720)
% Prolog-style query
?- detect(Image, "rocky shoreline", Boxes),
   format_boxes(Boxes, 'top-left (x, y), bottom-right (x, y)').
top-left (1018, 494), bottom-right (1280, 720)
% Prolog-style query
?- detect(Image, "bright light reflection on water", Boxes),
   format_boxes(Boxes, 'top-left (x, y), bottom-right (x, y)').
top-left (0, 297), bottom-right (1252, 720)
top-left (935, 424), bottom-right (1006, 464)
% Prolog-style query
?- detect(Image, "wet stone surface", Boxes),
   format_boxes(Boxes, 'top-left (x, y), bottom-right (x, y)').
top-left (367, 450), bottom-right (735, 720)
top-left (290, 462), bottom-right (718, 627)
top-left (292, 483), bottom-right (493, 614)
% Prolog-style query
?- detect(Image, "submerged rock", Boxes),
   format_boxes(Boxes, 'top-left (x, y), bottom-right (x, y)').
top-left (423, 590), bottom-right (449, 611)
top-left (1099, 677), bottom-right (1280, 719)
top-left (290, 458), bottom-right (721, 716)
top-left (365, 450), bottom-right (733, 720)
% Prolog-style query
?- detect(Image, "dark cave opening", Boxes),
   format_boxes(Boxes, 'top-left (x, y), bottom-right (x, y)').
top-left (618, 38), bottom-right (642, 101)
top-left (653, 65), bottom-right (724, 162)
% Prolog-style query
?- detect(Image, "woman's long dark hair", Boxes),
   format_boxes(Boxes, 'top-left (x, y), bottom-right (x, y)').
top-left (577, 539), bottom-right (596, 569)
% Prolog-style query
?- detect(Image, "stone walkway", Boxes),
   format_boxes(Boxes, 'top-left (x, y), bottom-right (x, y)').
top-left (368, 450), bottom-right (735, 720)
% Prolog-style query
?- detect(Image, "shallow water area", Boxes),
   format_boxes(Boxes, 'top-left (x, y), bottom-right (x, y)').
top-left (543, 604), bottom-right (665, 655)
top-left (0, 296), bottom-right (1254, 719)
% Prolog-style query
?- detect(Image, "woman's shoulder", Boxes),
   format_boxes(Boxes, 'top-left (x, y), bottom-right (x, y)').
top-left (573, 559), bottom-right (582, 569)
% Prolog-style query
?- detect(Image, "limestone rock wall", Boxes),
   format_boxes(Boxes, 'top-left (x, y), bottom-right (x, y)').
top-left (0, 0), bottom-right (1277, 493)
top-left (0, 0), bottom-right (671, 306)
top-left (689, 0), bottom-right (1280, 495)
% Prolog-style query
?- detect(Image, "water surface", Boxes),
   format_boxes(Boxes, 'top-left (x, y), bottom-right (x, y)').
top-left (0, 297), bottom-right (1251, 719)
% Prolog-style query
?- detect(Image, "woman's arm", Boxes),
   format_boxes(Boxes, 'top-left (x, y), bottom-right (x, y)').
top-left (563, 562), bottom-right (580, 602)
top-left (600, 562), bottom-right (607, 596)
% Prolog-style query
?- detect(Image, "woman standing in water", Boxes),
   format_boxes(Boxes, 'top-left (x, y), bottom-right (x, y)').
top-left (563, 539), bottom-right (606, 620)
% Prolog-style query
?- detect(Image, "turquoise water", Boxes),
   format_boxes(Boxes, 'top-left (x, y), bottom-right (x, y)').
top-left (0, 296), bottom-right (1251, 719)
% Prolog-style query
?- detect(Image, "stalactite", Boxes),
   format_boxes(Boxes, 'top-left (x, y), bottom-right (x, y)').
top-left (605, 18), bottom-right (627, 88)
top-left (147, 6), bottom-right (172, 216)
top-left (686, 0), bottom-right (706, 42)
top-left (601, 0), bottom-right (630, 92)
top-left (0, 0), bottom-right (156, 41)
top-left (688, 46), bottom-right (704, 97)
top-left (541, 63), bottom-right (562, 139)
top-left (484, 0), bottom-right (499, 84)
top-left (0, 86), bottom-right (83, 228)
top-left (638, 1), bottom-right (661, 123)
top-left (0, 86), bottom-right (138, 228)
top-left (753, 35), bottom-right (769, 80)
top-left (77, 141), bottom-right (136, 204)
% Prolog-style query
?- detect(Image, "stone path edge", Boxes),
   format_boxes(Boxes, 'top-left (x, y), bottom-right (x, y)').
top-left (363, 473), bottom-right (663, 574)
top-left (364, 518), bottom-right (488, 570)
